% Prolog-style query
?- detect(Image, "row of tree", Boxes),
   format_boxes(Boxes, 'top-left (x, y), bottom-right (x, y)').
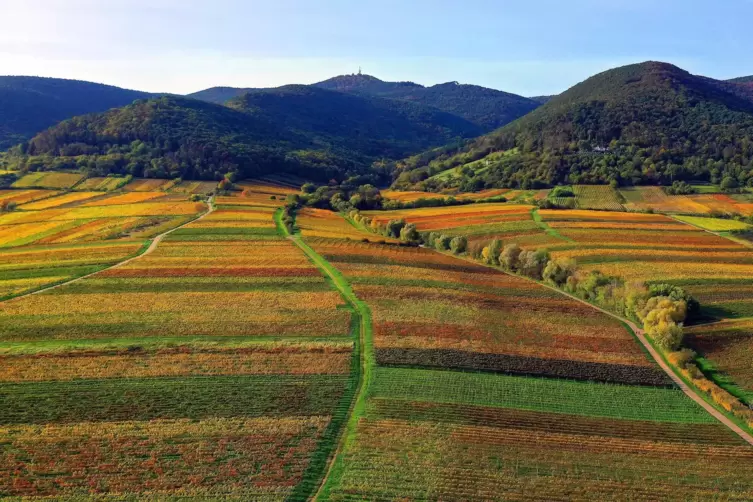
top-left (342, 204), bottom-right (752, 427)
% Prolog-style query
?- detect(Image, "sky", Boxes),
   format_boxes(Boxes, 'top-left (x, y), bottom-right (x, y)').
top-left (2, 0), bottom-right (752, 96)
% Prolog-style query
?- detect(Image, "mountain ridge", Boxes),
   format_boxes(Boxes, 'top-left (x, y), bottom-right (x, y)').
top-left (0, 76), bottom-right (153, 150)
top-left (6, 84), bottom-right (482, 182)
top-left (391, 61), bottom-right (753, 191)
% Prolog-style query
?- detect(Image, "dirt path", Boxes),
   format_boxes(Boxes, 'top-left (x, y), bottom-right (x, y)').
top-left (1, 198), bottom-right (215, 303)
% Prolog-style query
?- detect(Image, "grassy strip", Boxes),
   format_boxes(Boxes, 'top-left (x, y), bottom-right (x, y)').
top-left (531, 208), bottom-right (574, 242)
top-left (371, 367), bottom-right (716, 424)
top-left (694, 355), bottom-right (753, 405)
top-left (276, 208), bottom-right (373, 502)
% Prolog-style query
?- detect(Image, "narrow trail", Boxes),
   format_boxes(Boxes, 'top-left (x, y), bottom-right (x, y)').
top-left (546, 283), bottom-right (753, 446)
top-left (274, 210), bottom-right (372, 501)
top-left (447, 250), bottom-right (753, 446)
top-left (1, 198), bottom-right (215, 304)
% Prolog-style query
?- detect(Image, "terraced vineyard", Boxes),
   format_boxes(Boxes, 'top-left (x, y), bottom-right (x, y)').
top-left (299, 211), bottom-right (753, 501)
top-left (2, 178), bottom-right (753, 500)
top-left (364, 203), bottom-right (564, 248)
top-left (0, 179), bottom-right (360, 500)
top-left (619, 186), bottom-right (753, 215)
top-left (539, 210), bottom-right (753, 318)
top-left (0, 190), bottom-right (206, 300)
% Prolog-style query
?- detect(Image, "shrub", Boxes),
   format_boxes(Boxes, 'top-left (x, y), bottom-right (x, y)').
top-left (542, 258), bottom-right (576, 286)
top-left (482, 239), bottom-right (503, 265)
top-left (435, 234), bottom-right (452, 251)
top-left (500, 244), bottom-right (522, 270)
top-left (668, 349), bottom-right (696, 369)
top-left (518, 249), bottom-right (550, 279)
top-left (0, 200), bottom-right (17, 212)
top-left (549, 186), bottom-right (574, 198)
top-left (664, 180), bottom-right (696, 195)
top-left (399, 223), bottom-right (420, 243)
top-left (385, 219), bottom-right (406, 238)
top-left (450, 236), bottom-right (467, 254)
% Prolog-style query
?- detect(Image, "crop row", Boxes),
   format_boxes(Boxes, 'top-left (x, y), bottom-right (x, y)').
top-left (308, 237), bottom-right (655, 371)
top-left (326, 416), bottom-right (753, 501)
top-left (11, 171), bottom-right (84, 189)
top-left (1, 344), bottom-right (352, 381)
top-left (375, 347), bottom-right (671, 386)
top-left (1, 416), bottom-right (328, 499)
top-left (0, 374), bottom-right (349, 424)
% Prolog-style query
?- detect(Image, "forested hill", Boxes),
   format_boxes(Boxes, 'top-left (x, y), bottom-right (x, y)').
top-left (392, 62), bottom-right (753, 191)
top-left (728, 76), bottom-right (753, 84)
top-left (313, 74), bottom-right (541, 130)
top-left (7, 85), bottom-right (482, 182)
top-left (226, 85), bottom-right (481, 159)
top-left (0, 76), bottom-right (152, 150)
top-left (187, 86), bottom-right (258, 104)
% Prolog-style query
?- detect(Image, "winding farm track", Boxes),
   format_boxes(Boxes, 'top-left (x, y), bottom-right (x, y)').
top-left (0, 198), bottom-right (215, 304)
top-left (458, 247), bottom-right (753, 447)
top-left (546, 284), bottom-right (753, 446)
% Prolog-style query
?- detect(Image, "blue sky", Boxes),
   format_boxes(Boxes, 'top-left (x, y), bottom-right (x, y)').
top-left (2, 0), bottom-right (752, 95)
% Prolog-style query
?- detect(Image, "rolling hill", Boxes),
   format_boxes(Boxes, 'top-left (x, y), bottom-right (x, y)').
top-left (392, 62), bottom-right (753, 191)
top-left (189, 74), bottom-right (540, 131)
top-left (313, 74), bottom-right (541, 130)
top-left (8, 85), bottom-right (482, 182)
top-left (0, 76), bottom-right (152, 150)
top-left (187, 86), bottom-right (258, 104)
top-left (728, 76), bottom-right (753, 84)
top-left (226, 85), bottom-right (481, 159)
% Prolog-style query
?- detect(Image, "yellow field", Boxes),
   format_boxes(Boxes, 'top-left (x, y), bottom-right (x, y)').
top-left (297, 208), bottom-right (389, 240)
top-left (21, 191), bottom-right (103, 210)
top-left (11, 172), bottom-right (85, 189)
top-left (0, 189), bottom-right (59, 205)
top-left (75, 176), bottom-right (129, 191)
top-left (674, 216), bottom-right (751, 232)
top-left (619, 187), bottom-right (753, 215)
top-left (365, 203), bottom-right (532, 223)
top-left (122, 178), bottom-right (174, 191)
top-left (82, 191), bottom-right (166, 206)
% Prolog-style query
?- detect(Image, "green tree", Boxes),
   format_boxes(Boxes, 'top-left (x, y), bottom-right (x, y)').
top-left (500, 243), bottom-right (522, 270)
top-left (400, 223), bottom-right (420, 243)
top-left (450, 236), bottom-right (467, 254)
top-left (435, 234), bottom-right (452, 251)
top-left (385, 219), bottom-right (406, 238)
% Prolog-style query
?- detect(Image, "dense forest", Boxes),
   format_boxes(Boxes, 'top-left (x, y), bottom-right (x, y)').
top-left (0, 77), bottom-right (152, 150)
top-left (187, 86), bottom-right (259, 104)
top-left (189, 74), bottom-right (540, 131)
top-left (313, 74), bottom-right (541, 130)
top-left (4, 86), bottom-right (481, 182)
top-left (392, 62), bottom-right (753, 191)
top-left (728, 76), bottom-right (753, 84)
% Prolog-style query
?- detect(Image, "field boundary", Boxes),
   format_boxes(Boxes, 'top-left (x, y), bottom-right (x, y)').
top-left (0, 198), bottom-right (215, 303)
top-left (435, 249), bottom-right (753, 447)
top-left (531, 208), bottom-right (574, 242)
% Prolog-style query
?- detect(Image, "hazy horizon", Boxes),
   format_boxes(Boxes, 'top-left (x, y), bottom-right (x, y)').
top-left (2, 0), bottom-right (752, 96)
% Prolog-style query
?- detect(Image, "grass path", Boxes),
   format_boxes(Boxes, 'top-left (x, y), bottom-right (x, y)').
top-left (531, 208), bottom-right (574, 242)
top-left (274, 209), bottom-right (374, 501)
top-left (0, 198), bottom-right (215, 304)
